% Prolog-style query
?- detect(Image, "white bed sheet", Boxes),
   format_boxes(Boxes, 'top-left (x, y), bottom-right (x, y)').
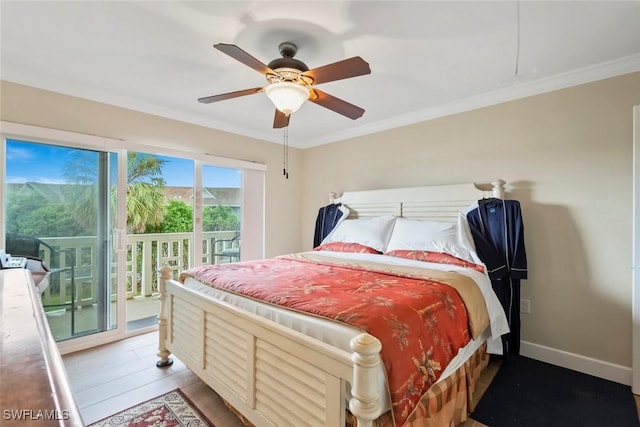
top-left (181, 251), bottom-right (509, 414)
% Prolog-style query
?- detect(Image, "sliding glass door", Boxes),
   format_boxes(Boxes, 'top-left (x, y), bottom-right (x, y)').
top-left (4, 139), bottom-right (117, 341)
top-left (2, 122), bottom-right (264, 349)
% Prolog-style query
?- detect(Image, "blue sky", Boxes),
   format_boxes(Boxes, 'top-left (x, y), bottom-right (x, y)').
top-left (5, 139), bottom-right (241, 188)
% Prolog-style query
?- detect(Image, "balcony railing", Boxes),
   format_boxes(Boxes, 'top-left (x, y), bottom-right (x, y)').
top-left (39, 231), bottom-right (238, 308)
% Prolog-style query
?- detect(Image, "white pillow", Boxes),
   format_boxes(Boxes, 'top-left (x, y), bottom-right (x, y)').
top-left (385, 216), bottom-right (475, 262)
top-left (322, 216), bottom-right (397, 253)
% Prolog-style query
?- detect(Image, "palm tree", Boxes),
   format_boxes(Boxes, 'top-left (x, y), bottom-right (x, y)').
top-left (63, 151), bottom-right (167, 233)
top-left (126, 153), bottom-right (167, 233)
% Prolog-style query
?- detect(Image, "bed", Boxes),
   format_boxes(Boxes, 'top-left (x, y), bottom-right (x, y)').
top-left (156, 180), bottom-right (509, 427)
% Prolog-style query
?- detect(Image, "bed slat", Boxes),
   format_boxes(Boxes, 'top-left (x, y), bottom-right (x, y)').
top-left (401, 200), bottom-right (473, 221)
top-left (171, 299), bottom-right (203, 367)
top-left (255, 339), bottom-right (328, 426)
top-left (204, 314), bottom-right (249, 398)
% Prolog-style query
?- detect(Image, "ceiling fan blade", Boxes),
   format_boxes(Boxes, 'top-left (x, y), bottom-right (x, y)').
top-left (273, 109), bottom-right (290, 128)
top-left (309, 89), bottom-right (365, 120)
top-left (214, 43), bottom-right (275, 75)
top-left (304, 57), bottom-right (371, 85)
top-left (198, 87), bottom-right (263, 104)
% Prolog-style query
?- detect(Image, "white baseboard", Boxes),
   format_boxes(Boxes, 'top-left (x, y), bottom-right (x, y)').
top-left (520, 340), bottom-right (632, 386)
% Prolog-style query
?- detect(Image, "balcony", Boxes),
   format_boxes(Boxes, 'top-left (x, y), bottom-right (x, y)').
top-left (35, 230), bottom-right (239, 341)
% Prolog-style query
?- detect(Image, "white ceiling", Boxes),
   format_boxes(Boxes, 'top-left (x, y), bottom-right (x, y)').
top-left (1, 1), bottom-right (639, 149)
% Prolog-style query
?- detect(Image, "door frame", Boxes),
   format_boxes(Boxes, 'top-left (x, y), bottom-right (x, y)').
top-left (633, 105), bottom-right (640, 394)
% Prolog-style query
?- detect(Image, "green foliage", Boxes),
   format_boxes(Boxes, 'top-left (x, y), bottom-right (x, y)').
top-left (6, 191), bottom-right (80, 237)
top-left (127, 182), bottom-right (167, 233)
top-left (5, 192), bottom-right (42, 234)
top-left (203, 205), bottom-right (238, 231)
top-left (145, 200), bottom-right (193, 233)
top-left (126, 153), bottom-right (167, 233)
top-left (145, 201), bottom-right (238, 233)
top-left (127, 152), bottom-right (166, 185)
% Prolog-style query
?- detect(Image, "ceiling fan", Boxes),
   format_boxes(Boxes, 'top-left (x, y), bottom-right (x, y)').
top-left (198, 42), bottom-right (371, 128)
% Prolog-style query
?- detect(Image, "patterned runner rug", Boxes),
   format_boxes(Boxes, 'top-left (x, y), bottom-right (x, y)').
top-left (88, 389), bottom-right (214, 427)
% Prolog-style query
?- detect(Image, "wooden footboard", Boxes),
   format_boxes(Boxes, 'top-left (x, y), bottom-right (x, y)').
top-left (156, 266), bottom-right (383, 427)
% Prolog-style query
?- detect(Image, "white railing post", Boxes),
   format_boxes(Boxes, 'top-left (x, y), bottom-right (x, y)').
top-left (142, 239), bottom-right (153, 297)
top-left (156, 266), bottom-right (173, 368)
top-left (127, 241), bottom-right (138, 299)
top-left (349, 333), bottom-right (382, 427)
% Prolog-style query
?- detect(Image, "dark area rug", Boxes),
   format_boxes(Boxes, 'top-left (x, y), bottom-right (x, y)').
top-left (471, 356), bottom-right (639, 427)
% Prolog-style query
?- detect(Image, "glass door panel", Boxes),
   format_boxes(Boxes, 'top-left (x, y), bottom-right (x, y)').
top-left (203, 165), bottom-right (242, 265)
top-left (4, 139), bottom-right (116, 341)
top-left (126, 153), bottom-right (194, 331)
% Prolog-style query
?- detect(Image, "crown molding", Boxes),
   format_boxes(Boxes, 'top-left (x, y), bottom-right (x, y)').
top-left (298, 53), bottom-right (640, 149)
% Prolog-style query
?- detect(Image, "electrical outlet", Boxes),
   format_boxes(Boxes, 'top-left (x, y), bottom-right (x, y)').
top-left (520, 299), bottom-right (531, 314)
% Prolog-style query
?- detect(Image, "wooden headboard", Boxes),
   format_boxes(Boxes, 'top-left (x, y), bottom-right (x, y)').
top-left (330, 180), bottom-right (505, 221)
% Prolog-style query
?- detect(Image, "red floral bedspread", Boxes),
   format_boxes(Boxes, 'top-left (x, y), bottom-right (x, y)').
top-left (179, 255), bottom-right (474, 427)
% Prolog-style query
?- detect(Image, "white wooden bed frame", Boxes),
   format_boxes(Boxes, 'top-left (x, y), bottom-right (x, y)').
top-left (157, 180), bottom-right (505, 427)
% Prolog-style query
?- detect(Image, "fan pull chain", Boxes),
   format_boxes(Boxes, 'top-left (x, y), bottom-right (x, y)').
top-left (515, 0), bottom-right (521, 78)
top-left (283, 126), bottom-right (289, 179)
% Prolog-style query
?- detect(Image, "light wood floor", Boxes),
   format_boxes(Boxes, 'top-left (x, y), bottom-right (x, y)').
top-left (62, 331), bottom-right (245, 426)
top-left (60, 331), bottom-right (508, 427)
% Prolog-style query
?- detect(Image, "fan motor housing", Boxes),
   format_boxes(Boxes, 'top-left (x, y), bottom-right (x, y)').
top-left (268, 57), bottom-right (309, 72)
top-left (267, 42), bottom-right (309, 72)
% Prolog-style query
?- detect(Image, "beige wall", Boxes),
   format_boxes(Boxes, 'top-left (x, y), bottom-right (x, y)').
top-left (301, 72), bottom-right (640, 368)
top-left (0, 80), bottom-right (303, 258)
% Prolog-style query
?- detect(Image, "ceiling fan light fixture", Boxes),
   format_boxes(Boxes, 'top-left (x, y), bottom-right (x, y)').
top-left (264, 81), bottom-right (310, 116)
